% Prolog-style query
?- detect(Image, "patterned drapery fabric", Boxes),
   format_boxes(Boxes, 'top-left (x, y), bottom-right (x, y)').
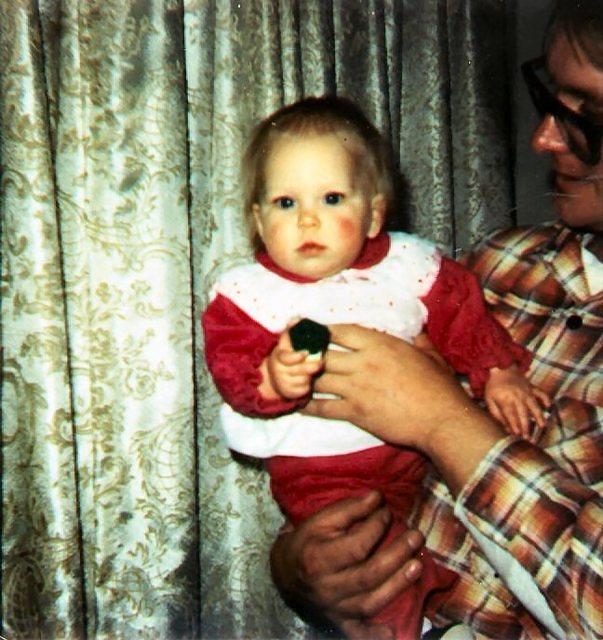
top-left (1, 0), bottom-right (514, 637)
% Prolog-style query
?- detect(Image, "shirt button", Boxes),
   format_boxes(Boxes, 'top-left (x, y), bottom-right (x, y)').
top-left (566, 315), bottom-right (582, 330)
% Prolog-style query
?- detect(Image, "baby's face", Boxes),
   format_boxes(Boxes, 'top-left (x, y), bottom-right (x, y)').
top-left (252, 132), bottom-right (385, 279)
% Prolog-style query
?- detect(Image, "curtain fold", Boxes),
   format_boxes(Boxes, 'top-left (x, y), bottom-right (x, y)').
top-left (2, 4), bottom-right (86, 638)
top-left (2, 1), bottom-right (515, 637)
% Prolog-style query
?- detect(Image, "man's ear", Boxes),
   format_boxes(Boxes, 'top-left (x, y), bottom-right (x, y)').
top-left (252, 204), bottom-right (265, 241)
top-left (367, 194), bottom-right (386, 238)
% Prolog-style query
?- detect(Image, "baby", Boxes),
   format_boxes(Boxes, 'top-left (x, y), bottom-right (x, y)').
top-left (202, 96), bottom-right (549, 639)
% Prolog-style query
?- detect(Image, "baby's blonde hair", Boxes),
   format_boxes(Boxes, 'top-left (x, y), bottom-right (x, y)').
top-left (242, 96), bottom-right (395, 249)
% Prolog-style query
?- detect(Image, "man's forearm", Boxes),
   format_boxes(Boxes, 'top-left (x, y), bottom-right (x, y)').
top-left (453, 435), bottom-right (603, 639)
top-left (422, 408), bottom-right (503, 496)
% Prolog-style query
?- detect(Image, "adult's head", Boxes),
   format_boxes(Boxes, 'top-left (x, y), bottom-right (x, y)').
top-left (544, 0), bottom-right (603, 70)
top-left (525, 0), bottom-right (603, 231)
top-left (242, 96), bottom-right (395, 250)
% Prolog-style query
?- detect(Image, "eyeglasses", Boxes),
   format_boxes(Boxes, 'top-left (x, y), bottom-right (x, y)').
top-left (521, 56), bottom-right (603, 165)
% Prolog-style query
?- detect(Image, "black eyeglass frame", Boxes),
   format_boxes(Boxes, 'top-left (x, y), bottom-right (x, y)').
top-left (521, 56), bottom-right (603, 165)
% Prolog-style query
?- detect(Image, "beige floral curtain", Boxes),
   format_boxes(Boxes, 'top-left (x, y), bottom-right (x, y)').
top-left (1, 0), bottom-right (514, 638)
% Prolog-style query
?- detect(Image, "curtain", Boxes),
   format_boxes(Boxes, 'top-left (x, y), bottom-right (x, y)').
top-left (1, 1), bottom-right (514, 638)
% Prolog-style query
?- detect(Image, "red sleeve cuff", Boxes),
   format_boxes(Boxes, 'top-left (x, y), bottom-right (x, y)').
top-left (423, 258), bottom-right (532, 397)
top-left (202, 293), bottom-right (306, 416)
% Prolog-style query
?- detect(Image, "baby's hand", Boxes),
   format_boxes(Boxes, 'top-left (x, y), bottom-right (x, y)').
top-left (485, 366), bottom-right (551, 442)
top-left (260, 331), bottom-right (324, 400)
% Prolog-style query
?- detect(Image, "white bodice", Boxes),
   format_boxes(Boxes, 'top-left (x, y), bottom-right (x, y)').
top-left (211, 232), bottom-right (441, 458)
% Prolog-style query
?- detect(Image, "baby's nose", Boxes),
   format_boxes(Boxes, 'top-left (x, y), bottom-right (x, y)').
top-left (298, 208), bottom-right (319, 227)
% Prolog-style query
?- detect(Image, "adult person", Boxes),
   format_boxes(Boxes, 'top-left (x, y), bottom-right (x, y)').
top-left (270, 1), bottom-right (602, 638)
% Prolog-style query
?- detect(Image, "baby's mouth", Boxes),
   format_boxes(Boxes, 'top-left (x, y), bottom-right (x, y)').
top-left (297, 242), bottom-right (326, 254)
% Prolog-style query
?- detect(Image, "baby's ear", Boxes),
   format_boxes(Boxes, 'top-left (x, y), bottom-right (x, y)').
top-left (367, 194), bottom-right (386, 238)
top-left (252, 204), bottom-right (265, 240)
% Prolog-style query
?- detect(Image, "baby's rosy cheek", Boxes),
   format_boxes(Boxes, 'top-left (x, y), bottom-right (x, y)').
top-left (337, 218), bottom-right (358, 238)
top-left (268, 222), bottom-right (288, 245)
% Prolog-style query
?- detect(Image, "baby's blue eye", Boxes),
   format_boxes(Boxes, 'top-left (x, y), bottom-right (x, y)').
top-left (324, 192), bottom-right (343, 205)
top-left (275, 197), bottom-right (295, 209)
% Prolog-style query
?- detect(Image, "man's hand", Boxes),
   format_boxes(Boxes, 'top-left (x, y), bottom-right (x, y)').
top-left (270, 491), bottom-right (425, 640)
top-left (304, 324), bottom-right (504, 495)
top-left (413, 332), bottom-right (453, 372)
top-left (304, 324), bottom-right (480, 452)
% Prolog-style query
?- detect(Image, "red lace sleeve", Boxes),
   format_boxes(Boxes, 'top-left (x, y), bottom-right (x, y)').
top-left (201, 293), bottom-right (305, 416)
top-left (422, 257), bottom-right (531, 397)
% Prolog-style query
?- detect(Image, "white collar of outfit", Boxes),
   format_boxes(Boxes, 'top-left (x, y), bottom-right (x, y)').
top-left (583, 244), bottom-right (603, 294)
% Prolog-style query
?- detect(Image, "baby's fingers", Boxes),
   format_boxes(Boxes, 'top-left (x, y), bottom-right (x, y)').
top-left (525, 395), bottom-right (547, 429)
top-left (278, 348), bottom-right (310, 366)
top-left (279, 348), bottom-right (324, 375)
top-left (532, 387), bottom-right (551, 408)
top-left (496, 399), bottom-right (528, 437)
top-left (486, 398), bottom-right (505, 427)
top-left (281, 372), bottom-right (318, 398)
top-left (509, 400), bottom-right (532, 437)
top-left (281, 359), bottom-right (324, 378)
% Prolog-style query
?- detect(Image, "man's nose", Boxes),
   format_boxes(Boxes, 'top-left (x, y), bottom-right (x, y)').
top-left (298, 208), bottom-right (319, 227)
top-left (531, 113), bottom-right (570, 156)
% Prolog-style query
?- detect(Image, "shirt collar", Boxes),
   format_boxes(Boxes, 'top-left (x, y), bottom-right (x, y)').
top-left (541, 223), bottom-right (600, 302)
top-left (255, 232), bottom-right (391, 283)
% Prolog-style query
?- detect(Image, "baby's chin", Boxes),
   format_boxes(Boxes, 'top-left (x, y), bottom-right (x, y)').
top-left (276, 258), bottom-right (343, 280)
top-left (294, 264), bottom-right (347, 279)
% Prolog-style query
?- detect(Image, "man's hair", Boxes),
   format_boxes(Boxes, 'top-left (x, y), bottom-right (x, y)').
top-left (241, 95), bottom-right (395, 248)
top-left (545, 0), bottom-right (603, 69)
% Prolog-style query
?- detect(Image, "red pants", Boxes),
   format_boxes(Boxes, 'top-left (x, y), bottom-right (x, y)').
top-left (266, 445), bottom-right (458, 640)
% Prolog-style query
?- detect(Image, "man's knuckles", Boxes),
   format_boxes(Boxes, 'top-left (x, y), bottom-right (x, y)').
top-left (298, 541), bottom-right (331, 580)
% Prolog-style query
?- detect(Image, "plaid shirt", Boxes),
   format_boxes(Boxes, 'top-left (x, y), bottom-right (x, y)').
top-left (412, 223), bottom-right (602, 639)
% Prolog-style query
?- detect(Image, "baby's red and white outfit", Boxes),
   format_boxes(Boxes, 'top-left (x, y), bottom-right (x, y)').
top-left (202, 232), bottom-right (530, 639)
